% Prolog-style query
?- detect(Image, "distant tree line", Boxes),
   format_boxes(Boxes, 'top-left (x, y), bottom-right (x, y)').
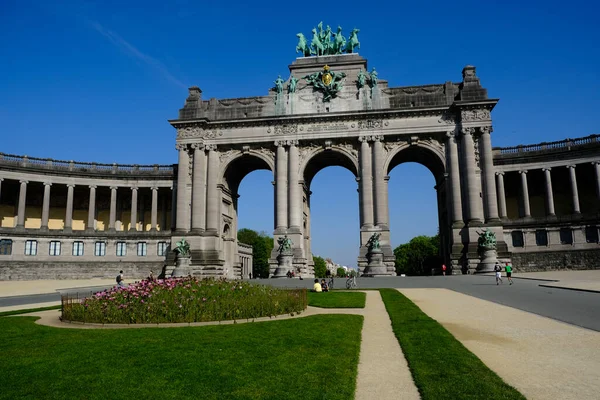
top-left (393, 234), bottom-right (441, 276)
top-left (237, 228), bottom-right (274, 278)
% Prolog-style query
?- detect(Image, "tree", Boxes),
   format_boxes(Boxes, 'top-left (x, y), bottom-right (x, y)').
top-left (336, 267), bottom-right (346, 277)
top-left (313, 255), bottom-right (327, 278)
top-left (238, 228), bottom-right (273, 278)
top-left (394, 234), bottom-right (440, 276)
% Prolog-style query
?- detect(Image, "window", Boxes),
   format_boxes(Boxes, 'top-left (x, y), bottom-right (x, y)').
top-left (94, 242), bottom-right (106, 256)
top-left (560, 228), bottom-right (573, 245)
top-left (49, 241), bottom-right (61, 256)
top-left (157, 241), bottom-right (168, 256)
top-left (511, 231), bottom-right (524, 248)
top-left (535, 230), bottom-right (548, 246)
top-left (0, 239), bottom-right (12, 255)
top-left (585, 226), bottom-right (599, 243)
top-left (137, 242), bottom-right (147, 256)
top-left (116, 242), bottom-right (127, 256)
top-left (72, 241), bottom-right (84, 256)
top-left (25, 240), bottom-right (38, 256)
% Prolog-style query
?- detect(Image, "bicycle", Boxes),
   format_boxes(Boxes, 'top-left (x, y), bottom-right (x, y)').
top-left (327, 276), bottom-right (334, 290)
top-left (346, 276), bottom-right (357, 289)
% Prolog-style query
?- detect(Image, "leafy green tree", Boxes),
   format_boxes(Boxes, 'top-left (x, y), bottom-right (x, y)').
top-left (238, 228), bottom-right (274, 278)
top-left (394, 234), bottom-right (440, 276)
top-left (313, 255), bottom-right (327, 278)
top-left (336, 267), bottom-right (346, 277)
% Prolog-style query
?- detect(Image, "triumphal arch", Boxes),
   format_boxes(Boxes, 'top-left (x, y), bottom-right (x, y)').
top-left (169, 24), bottom-right (505, 277)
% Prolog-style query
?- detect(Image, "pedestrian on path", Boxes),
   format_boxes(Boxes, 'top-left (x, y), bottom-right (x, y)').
top-left (505, 262), bottom-right (514, 285)
top-left (494, 263), bottom-right (503, 285)
top-left (116, 270), bottom-right (125, 287)
top-left (442, 264), bottom-right (447, 276)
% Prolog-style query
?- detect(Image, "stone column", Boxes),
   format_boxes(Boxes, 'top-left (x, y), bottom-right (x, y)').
top-left (519, 170), bottom-right (531, 218)
top-left (87, 185), bottom-right (96, 231)
top-left (593, 162), bottom-right (600, 199)
top-left (160, 192), bottom-right (168, 231)
top-left (205, 144), bottom-right (219, 233)
top-left (479, 126), bottom-right (499, 222)
top-left (446, 130), bottom-right (463, 225)
top-left (288, 141), bottom-right (301, 230)
top-left (40, 182), bottom-right (51, 230)
top-left (191, 143), bottom-right (206, 233)
top-left (64, 184), bottom-right (75, 231)
top-left (359, 137), bottom-right (374, 228)
top-left (495, 172), bottom-right (507, 219)
top-left (460, 128), bottom-right (484, 224)
top-left (542, 168), bottom-right (555, 216)
top-left (175, 144), bottom-right (190, 232)
top-left (567, 165), bottom-right (580, 214)
top-left (151, 186), bottom-right (158, 231)
top-left (109, 186), bottom-right (117, 231)
top-left (130, 187), bottom-right (138, 231)
top-left (275, 142), bottom-right (288, 230)
top-left (372, 137), bottom-right (387, 228)
top-left (383, 176), bottom-right (390, 228)
top-left (17, 180), bottom-right (28, 228)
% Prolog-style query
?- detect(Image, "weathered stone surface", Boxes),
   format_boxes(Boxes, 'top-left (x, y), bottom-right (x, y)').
top-left (512, 250), bottom-right (600, 272)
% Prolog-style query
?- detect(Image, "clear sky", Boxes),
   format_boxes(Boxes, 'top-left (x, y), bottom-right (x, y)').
top-left (1, 0), bottom-right (598, 267)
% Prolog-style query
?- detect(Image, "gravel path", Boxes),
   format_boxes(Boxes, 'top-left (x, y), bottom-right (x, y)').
top-left (400, 288), bottom-right (600, 400)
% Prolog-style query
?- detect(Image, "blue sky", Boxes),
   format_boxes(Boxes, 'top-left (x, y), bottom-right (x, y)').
top-left (1, 0), bottom-right (598, 267)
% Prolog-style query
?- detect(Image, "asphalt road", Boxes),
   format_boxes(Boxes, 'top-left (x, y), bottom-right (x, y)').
top-left (2, 276), bottom-right (598, 332)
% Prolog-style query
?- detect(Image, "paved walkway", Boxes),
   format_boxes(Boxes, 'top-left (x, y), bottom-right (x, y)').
top-left (400, 288), bottom-right (600, 400)
top-left (516, 270), bottom-right (600, 293)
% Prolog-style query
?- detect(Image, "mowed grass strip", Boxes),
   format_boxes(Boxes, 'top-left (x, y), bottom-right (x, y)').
top-left (0, 314), bottom-right (362, 400)
top-left (379, 289), bottom-right (525, 400)
top-left (0, 305), bottom-right (61, 317)
top-left (308, 291), bottom-right (366, 308)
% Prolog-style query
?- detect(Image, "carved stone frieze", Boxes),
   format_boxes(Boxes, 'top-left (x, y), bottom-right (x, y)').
top-left (299, 143), bottom-right (321, 162)
top-left (473, 137), bottom-right (481, 169)
top-left (337, 142), bottom-right (358, 159)
top-left (177, 126), bottom-right (224, 139)
top-left (461, 109), bottom-right (491, 122)
top-left (358, 119), bottom-right (384, 130)
top-left (219, 149), bottom-right (239, 164)
top-left (272, 124), bottom-right (298, 135)
top-left (359, 135), bottom-right (384, 142)
top-left (274, 139), bottom-right (299, 147)
top-left (438, 112), bottom-right (457, 125)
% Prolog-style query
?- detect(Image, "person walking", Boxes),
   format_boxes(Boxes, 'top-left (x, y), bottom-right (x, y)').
top-left (442, 263), bottom-right (447, 276)
top-left (116, 270), bottom-right (125, 287)
top-left (494, 263), bottom-right (503, 285)
top-left (505, 262), bottom-right (514, 285)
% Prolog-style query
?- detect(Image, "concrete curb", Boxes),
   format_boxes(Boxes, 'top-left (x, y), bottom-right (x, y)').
top-left (539, 284), bottom-right (600, 294)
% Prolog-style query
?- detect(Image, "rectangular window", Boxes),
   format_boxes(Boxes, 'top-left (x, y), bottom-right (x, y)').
top-left (585, 226), bottom-right (599, 243)
top-left (535, 230), bottom-right (548, 246)
top-left (511, 231), bottom-right (524, 248)
top-left (137, 242), bottom-right (147, 257)
top-left (0, 239), bottom-right (13, 255)
top-left (49, 241), bottom-right (61, 256)
top-left (94, 241), bottom-right (106, 256)
top-left (157, 241), bottom-right (168, 256)
top-left (72, 241), bottom-right (84, 256)
top-left (560, 228), bottom-right (573, 245)
top-left (25, 240), bottom-right (37, 256)
top-left (116, 242), bottom-right (127, 257)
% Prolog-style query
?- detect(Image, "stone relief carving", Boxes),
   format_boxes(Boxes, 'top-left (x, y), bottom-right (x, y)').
top-left (274, 139), bottom-right (299, 147)
top-left (337, 142), bottom-right (358, 159)
top-left (299, 142), bottom-right (321, 162)
top-left (479, 126), bottom-right (493, 135)
top-left (273, 124), bottom-right (298, 135)
top-left (359, 135), bottom-right (384, 142)
top-left (438, 112), bottom-right (457, 125)
top-left (219, 149), bottom-right (239, 164)
top-left (177, 126), bottom-right (224, 139)
top-left (473, 137), bottom-right (481, 169)
top-left (188, 151), bottom-right (194, 179)
top-left (358, 119), bottom-right (384, 130)
top-left (461, 109), bottom-right (491, 122)
top-left (204, 144), bottom-right (217, 151)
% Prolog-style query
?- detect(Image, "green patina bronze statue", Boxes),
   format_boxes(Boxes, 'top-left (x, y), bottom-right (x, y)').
top-left (357, 69), bottom-right (366, 88)
top-left (477, 229), bottom-right (497, 252)
top-left (370, 68), bottom-right (378, 87)
top-left (345, 28), bottom-right (360, 53)
top-left (274, 75), bottom-right (285, 94)
top-left (303, 65), bottom-right (346, 102)
top-left (296, 33), bottom-right (311, 57)
top-left (277, 235), bottom-right (293, 254)
top-left (366, 233), bottom-right (381, 252)
top-left (332, 26), bottom-right (346, 54)
top-left (295, 24), bottom-right (359, 57)
top-left (175, 238), bottom-right (190, 257)
top-left (288, 75), bottom-right (298, 93)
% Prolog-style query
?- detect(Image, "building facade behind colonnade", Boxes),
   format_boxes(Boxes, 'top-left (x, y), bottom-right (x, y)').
top-left (1, 26), bottom-right (599, 279)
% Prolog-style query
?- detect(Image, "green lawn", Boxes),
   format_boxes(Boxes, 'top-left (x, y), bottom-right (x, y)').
top-left (0, 305), bottom-right (61, 317)
top-left (379, 289), bottom-right (525, 400)
top-left (0, 314), bottom-right (362, 400)
top-left (308, 291), bottom-right (366, 308)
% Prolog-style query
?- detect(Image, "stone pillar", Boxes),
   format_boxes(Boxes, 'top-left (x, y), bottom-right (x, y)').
top-left (567, 165), bottom-right (580, 214)
top-left (446, 130), bottom-right (463, 225)
top-left (130, 187), bottom-right (138, 231)
top-left (519, 170), bottom-right (531, 218)
top-left (542, 168), bottom-right (555, 216)
top-left (359, 137), bottom-right (374, 228)
top-left (17, 180), bottom-right (28, 228)
top-left (275, 142), bottom-right (288, 230)
top-left (460, 128), bottom-right (484, 224)
top-left (205, 144), bottom-right (219, 233)
top-left (151, 186), bottom-right (158, 231)
top-left (160, 192), bottom-right (168, 231)
top-left (64, 184), bottom-right (75, 231)
top-left (479, 126), bottom-right (499, 222)
top-left (372, 137), bottom-right (387, 228)
top-left (109, 186), bottom-right (117, 231)
top-left (41, 182), bottom-right (51, 230)
top-left (383, 176), bottom-right (390, 228)
top-left (87, 185), bottom-right (96, 231)
top-left (191, 143), bottom-right (206, 233)
top-left (593, 162), bottom-right (600, 199)
top-left (175, 144), bottom-right (190, 232)
top-left (288, 141), bottom-right (301, 230)
top-left (495, 172), bottom-right (507, 219)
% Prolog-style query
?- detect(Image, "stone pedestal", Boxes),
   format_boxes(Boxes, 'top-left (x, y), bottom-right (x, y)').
top-left (273, 251), bottom-right (294, 278)
top-left (362, 248), bottom-right (388, 276)
top-left (476, 247), bottom-right (498, 273)
top-left (172, 257), bottom-right (192, 277)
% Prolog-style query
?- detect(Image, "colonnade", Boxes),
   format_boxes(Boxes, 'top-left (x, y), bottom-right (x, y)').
top-left (495, 162), bottom-right (600, 218)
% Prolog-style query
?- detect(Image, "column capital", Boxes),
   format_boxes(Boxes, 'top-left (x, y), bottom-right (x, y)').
top-left (89, 185), bottom-right (97, 189)
top-left (130, 186), bottom-right (138, 191)
top-left (591, 161), bottom-right (600, 166)
top-left (110, 186), bottom-right (118, 190)
top-left (445, 129), bottom-right (458, 139)
top-left (495, 171), bottom-right (504, 176)
top-left (205, 143), bottom-right (217, 151)
top-left (0, 178), bottom-right (3, 182)
top-left (19, 180), bottom-right (29, 184)
top-left (479, 126), bottom-right (493, 135)
top-left (542, 167), bottom-right (552, 172)
top-left (151, 186), bottom-right (158, 191)
top-left (66, 183), bottom-right (76, 188)
top-left (175, 143), bottom-right (189, 151)
top-left (191, 143), bottom-right (205, 150)
top-left (43, 182), bottom-right (52, 186)
top-left (566, 164), bottom-right (576, 169)
top-left (359, 135), bottom-right (383, 142)
top-left (518, 170), bottom-right (528, 174)
top-left (274, 139), bottom-right (298, 147)
top-left (460, 127), bottom-right (475, 136)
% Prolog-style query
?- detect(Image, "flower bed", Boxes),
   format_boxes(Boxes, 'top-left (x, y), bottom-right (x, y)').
top-left (61, 277), bottom-right (307, 324)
